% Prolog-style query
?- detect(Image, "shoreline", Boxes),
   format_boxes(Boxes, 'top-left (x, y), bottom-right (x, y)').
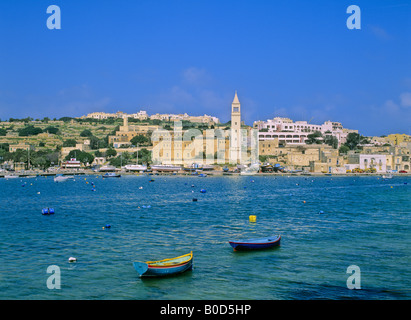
top-left (1, 170), bottom-right (410, 178)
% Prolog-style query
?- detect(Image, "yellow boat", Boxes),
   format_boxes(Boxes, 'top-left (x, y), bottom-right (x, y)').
top-left (133, 251), bottom-right (193, 277)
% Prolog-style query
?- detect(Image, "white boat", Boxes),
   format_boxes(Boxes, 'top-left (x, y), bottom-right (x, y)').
top-left (102, 172), bottom-right (121, 178)
top-left (382, 174), bottom-right (393, 179)
top-left (4, 174), bottom-right (19, 179)
top-left (99, 165), bottom-right (117, 172)
top-left (150, 164), bottom-right (182, 172)
top-left (124, 146), bottom-right (148, 172)
top-left (124, 164), bottom-right (147, 172)
top-left (240, 163), bottom-right (260, 176)
top-left (54, 175), bottom-right (74, 182)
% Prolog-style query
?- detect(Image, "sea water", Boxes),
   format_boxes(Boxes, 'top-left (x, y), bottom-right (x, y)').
top-left (0, 175), bottom-right (409, 299)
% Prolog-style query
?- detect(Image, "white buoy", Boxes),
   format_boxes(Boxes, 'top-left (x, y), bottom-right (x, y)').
top-left (68, 257), bottom-right (77, 262)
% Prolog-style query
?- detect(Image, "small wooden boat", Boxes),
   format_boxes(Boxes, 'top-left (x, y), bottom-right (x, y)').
top-left (133, 251), bottom-right (193, 277)
top-left (229, 235), bottom-right (281, 251)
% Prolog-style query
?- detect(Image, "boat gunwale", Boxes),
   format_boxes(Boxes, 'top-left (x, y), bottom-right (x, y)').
top-left (228, 235), bottom-right (281, 245)
top-left (143, 251), bottom-right (193, 267)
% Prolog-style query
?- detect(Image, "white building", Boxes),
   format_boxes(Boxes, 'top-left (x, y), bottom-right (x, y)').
top-left (359, 154), bottom-right (387, 173)
top-left (254, 117), bottom-right (356, 146)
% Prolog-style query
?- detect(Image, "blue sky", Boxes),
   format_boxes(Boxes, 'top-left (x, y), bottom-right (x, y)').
top-left (0, 0), bottom-right (410, 136)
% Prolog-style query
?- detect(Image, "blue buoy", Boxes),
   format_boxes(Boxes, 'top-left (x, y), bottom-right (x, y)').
top-left (319, 210), bottom-right (324, 214)
top-left (42, 208), bottom-right (55, 215)
top-left (200, 189), bottom-right (206, 193)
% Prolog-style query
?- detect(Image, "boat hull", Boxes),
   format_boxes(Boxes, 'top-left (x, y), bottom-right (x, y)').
top-left (229, 235), bottom-right (281, 251)
top-left (133, 252), bottom-right (193, 277)
top-left (102, 173), bottom-right (121, 178)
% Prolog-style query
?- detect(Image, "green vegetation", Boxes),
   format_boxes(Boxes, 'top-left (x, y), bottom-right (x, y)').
top-left (62, 139), bottom-right (77, 147)
top-left (65, 150), bottom-right (94, 165)
top-left (306, 131), bottom-right (323, 145)
top-left (18, 125), bottom-right (43, 136)
top-left (130, 134), bottom-right (149, 146)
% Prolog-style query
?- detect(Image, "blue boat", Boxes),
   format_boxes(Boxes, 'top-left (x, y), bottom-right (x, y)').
top-left (229, 235), bottom-right (281, 251)
top-left (42, 208), bottom-right (55, 215)
top-left (133, 252), bottom-right (193, 277)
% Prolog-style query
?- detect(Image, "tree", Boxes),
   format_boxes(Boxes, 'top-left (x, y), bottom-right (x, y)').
top-left (59, 117), bottom-right (74, 122)
top-left (18, 125), bottom-right (43, 136)
top-left (94, 150), bottom-right (103, 157)
top-left (0, 128), bottom-right (7, 136)
top-left (138, 148), bottom-right (152, 164)
top-left (44, 126), bottom-right (60, 135)
top-left (88, 135), bottom-right (100, 150)
top-left (339, 145), bottom-right (350, 155)
top-left (65, 150), bottom-right (94, 166)
top-left (130, 134), bottom-right (149, 146)
top-left (344, 132), bottom-right (369, 150)
top-left (80, 129), bottom-right (93, 137)
top-left (109, 152), bottom-right (131, 167)
top-left (106, 148), bottom-right (117, 158)
top-left (324, 135), bottom-right (338, 149)
top-left (62, 139), bottom-right (77, 147)
top-left (344, 132), bottom-right (360, 150)
top-left (306, 131), bottom-right (323, 144)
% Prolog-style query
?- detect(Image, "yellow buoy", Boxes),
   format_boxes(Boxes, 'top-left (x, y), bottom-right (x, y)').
top-left (249, 215), bottom-right (257, 223)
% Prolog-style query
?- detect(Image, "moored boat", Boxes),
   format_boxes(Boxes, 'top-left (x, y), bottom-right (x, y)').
top-left (124, 164), bottom-right (147, 172)
top-left (133, 251), bottom-right (193, 277)
top-left (102, 172), bottom-right (121, 178)
top-left (240, 163), bottom-right (260, 176)
top-left (4, 174), bottom-right (19, 179)
top-left (42, 208), bottom-right (55, 215)
top-left (229, 235), bottom-right (281, 251)
top-left (150, 164), bottom-right (182, 172)
top-left (54, 175), bottom-right (73, 182)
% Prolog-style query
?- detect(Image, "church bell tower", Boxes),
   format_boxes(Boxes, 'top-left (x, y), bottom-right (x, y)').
top-left (230, 91), bottom-right (241, 164)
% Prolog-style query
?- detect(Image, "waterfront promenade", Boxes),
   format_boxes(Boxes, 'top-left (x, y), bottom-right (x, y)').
top-left (1, 169), bottom-right (410, 178)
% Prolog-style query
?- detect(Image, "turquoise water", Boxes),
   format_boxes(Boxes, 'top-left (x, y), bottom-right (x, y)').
top-left (0, 174), bottom-right (410, 300)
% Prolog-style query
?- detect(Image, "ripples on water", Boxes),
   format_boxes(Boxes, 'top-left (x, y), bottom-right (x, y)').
top-left (0, 175), bottom-right (410, 300)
